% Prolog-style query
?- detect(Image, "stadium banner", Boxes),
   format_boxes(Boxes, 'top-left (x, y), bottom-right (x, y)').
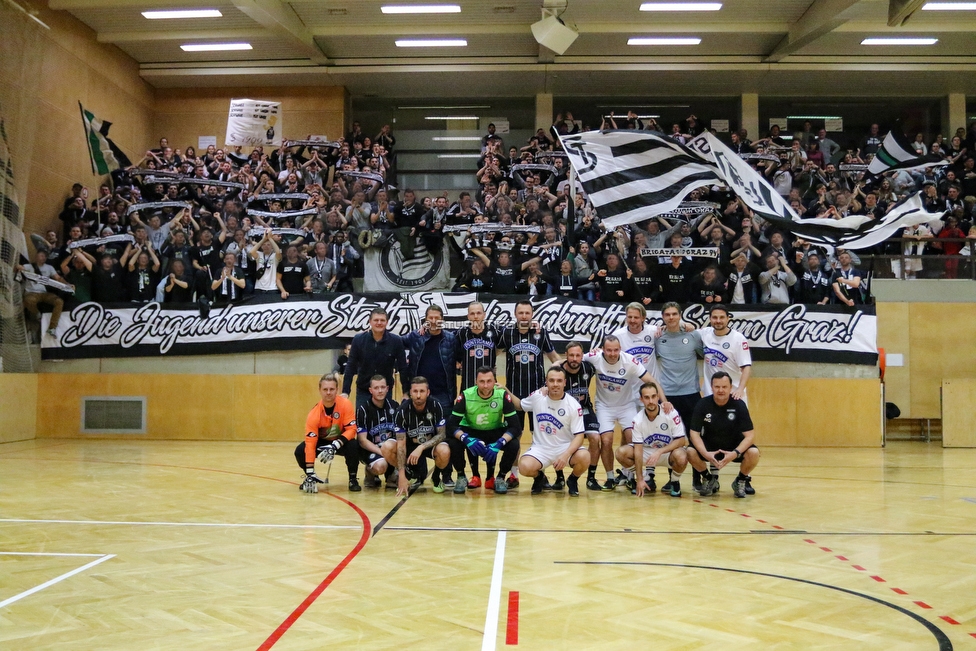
top-left (225, 99), bottom-right (282, 147)
top-left (41, 294), bottom-right (878, 365)
top-left (363, 239), bottom-right (452, 292)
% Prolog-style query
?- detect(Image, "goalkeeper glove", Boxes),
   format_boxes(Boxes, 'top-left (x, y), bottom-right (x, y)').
top-left (301, 469), bottom-right (325, 493)
top-left (316, 440), bottom-right (342, 463)
top-left (459, 433), bottom-right (489, 459)
top-left (484, 437), bottom-right (507, 465)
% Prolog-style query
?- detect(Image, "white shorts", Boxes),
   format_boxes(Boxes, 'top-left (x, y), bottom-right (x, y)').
top-left (523, 443), bottom-right (573, 470)
top-left (595, 403), bottom-right (640, 435)
top-left (637, 446), bottom-right (684, 467)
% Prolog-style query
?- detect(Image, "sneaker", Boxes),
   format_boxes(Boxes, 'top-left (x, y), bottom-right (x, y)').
top-left (507, 473), bottom-right (520, 489)
top-left (566, 475), bottom-right (580, 496)
top-left (692, 470), bottom-right (703, 492)
top-left (628, 477), bottom-right (637, 495)
top-left (442, 475), bottom-right (456, 489)
top-left (531, 474), bottom-right (546, 495)
top-left (485, 476), bottom-right (495, 491)
top-left (348, 477), bottom-right (362, 492)
top-left (670, 481), bottom-right (682, 497)
top-left (601, 478), bottom-right (616, 492)
top-left (366, 475), bottom-right (382, 488)
top-left (700, 475), bottom-right (719, 497)
top-left (646, 477), bottom-right (656, 493)
top-left (453, 475), bottom-right (468, 494)
top-left (586, 477), bottom-right (602, 491)
top-left (551, 476), bottom-right (565, 491)
top-left (662, 480), bottom-right (674, 494)
top-left (494, 477), bottom-right (508, 494)
top-left (615, 469), bottom-right (628, 486)
top-left (744, 476), bottom-right (756, 495)
top-left (731, 476), bottom-right (746, 498)
top-left (468, 476), bottom-right (482, 490)
top-left (542, 477), bottom-right (553, 491)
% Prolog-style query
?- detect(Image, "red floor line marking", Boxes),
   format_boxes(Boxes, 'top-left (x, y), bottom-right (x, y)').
top-left (741, 514), bottom-right (750, 518)
top-left (852, 565), bottom-right (866, 571)
top-left (968, 633), bottom-right (976, 639)
top-left (835, 555), bottom-right (848, 561)
top-left (819, 547), bottom-right (832, 552)
top-left (693, 499), bottom-right (702, 503)
top-left (506, 591), bottom-right (520, 645)
top-left (892, 588), bottom-right (908, 595)
top-left (771, 525), bottom-right (783, 529)
top-left (870, 576), bottom-right (886, 583)
top-left (914, 601), bottom-right (932, 609)
top-left (256, 494), bottom-right (372, 651)
top-left (709, 504), bottom-right (719, 508)
top-left (803, 539), bottom-right (817, 544)
top-left (939, 616), bottom-right (960, 625)
top-left (725, 508), bottom-right (736, 512)
top-left (755, 519), bottom-right (766, 523)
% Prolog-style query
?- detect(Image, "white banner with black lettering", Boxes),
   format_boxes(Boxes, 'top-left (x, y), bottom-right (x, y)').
top-left (225, 99), bottom-right (282, 147)
top-left (363, 239), bottom-right (452, 292)
top-left (42, 294), bottom-right (877, 365)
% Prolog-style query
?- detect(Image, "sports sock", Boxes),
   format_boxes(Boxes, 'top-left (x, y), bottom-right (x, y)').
top-left (709, 464), bottom-right (719, 478)
top-left (670, 470), bottom-right (683, 482)
top-left (736, 472), bottom-right (748, 482)
top-left (587, 465), bottom-right (597, 479)
top-left (606, 468), bottom-right (615, 480)
top-left (510, 467), bottom-right (519, 478)
top-left (432, 468), bottom-right (441, 484)
top-left (645, 468), bottom-right (655, 482)
top-left (622, 466), bottom-right (635, 480)
top-left (555, 469), bottom-right (565, 479)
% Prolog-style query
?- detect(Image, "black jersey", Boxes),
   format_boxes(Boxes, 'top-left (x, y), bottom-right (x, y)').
top-left (356, 397), bottom-right (399, 445)
top-left (498, 326), bottom-right (554, 399)
top-left (455, 325), bottom-right (500, 390)
top-left (689, 395), bottom-right (754, 451)
top-left (562, 360), bottom-right (596, 413)
top-left (394, 398), bottom-right (446, 446)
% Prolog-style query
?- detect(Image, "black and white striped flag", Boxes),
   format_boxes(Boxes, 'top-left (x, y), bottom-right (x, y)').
top-left (558, 130), bottom-right (722, 227)
top-left (867, 131), bottom-right (948, 177)
top-left (558, 129), bottom-right (945, 250)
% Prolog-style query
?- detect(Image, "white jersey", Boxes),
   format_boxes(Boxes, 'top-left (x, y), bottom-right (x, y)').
top-left (521, 391), bottom-right (584, 449)
top-left (585, 350), bottom-right (648, 408)
top-left (700, 326), bottom-right (752, 395)
top-left (612, 324), bottom-right (659, 381)
top-left (631, 408), bottom-right (686, 448)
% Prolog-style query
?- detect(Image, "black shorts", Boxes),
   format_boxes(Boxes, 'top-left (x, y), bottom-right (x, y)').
top-left (360, 449), bottom-right (385, 466)
top-left (582, 410), bottom-right (599, 435)
top-left (702, 443), bottom-right (759, 460)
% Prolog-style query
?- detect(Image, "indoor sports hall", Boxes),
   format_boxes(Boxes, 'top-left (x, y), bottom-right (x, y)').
top-left (2, 0), bottom-right (976, 649)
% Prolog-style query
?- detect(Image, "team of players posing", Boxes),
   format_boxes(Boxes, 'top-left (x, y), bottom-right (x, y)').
top-left (296, 300), bottom-right (761, 499)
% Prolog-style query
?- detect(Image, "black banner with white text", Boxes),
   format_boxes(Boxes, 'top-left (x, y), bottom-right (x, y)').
top-left (41, 293), bottom-right (878, 365)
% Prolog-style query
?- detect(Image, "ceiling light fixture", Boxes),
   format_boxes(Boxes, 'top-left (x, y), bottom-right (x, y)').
top-left (628, 37), bottom-right (701, 45)
top-left (639, 2), bottom-right (722, 10)
top-left (398, 105), bottom-right (490, 109)
top-left (395, 39), bottom-right (467, 47)
top-left (437, 153), bottom-right (482, 158)
top-left (786, 115), bottom-right (842, 119)
top-left (432, 136), bottom-right (483, 141)
top-left (861, 37), bottom-right (938, 45)
top-left (143, 9), bottom-right (222, 19)
top-left (381, 4), bottom-right (461, 13)
top-left (425, 116), bottom-right (479, 120)
top-left (921, 2), bottom-right (976, 9)
top-left (181, 43), bottom-right (253, 51)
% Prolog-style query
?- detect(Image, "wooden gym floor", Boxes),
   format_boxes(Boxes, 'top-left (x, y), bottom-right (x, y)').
top-left (1, 438), bottom-right (974, 650)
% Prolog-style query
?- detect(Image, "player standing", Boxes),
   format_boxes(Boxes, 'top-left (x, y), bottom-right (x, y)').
top-left (392, 377), bottom-right (451, 496)
top-left (515, 367), bottom-right (589, 496)
top-left (356, 375), bottom-right (400, 489)
top-left (296, 373), bottom-right (361, 493)
top-left (498, 300), bottom-right (560, 489)
top-left (687, 372), bottom-right (761, 498)
top-left (585, 335), bottom-right (665, 491)
top-left (559, 342), bottom-right (600, 491)
top-left (700, 304), bottom-right (752, 403)
top-left (612, 302), bottom-right (659, 381)
top-left (615, 382), bottom-right (688, 497)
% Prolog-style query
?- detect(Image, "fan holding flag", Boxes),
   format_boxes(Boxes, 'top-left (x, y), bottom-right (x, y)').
top-left (79, 103), bottom-right (132, 176)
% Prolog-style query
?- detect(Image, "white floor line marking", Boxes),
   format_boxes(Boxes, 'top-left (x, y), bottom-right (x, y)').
top-left (481, 530), bottom-right (507, 651)
top-left (0, 518), bottom-right (359, 530)
top-left (0, 552), bottom-right (106, 557)
top-left (0, 554), bottom-right (115, 610)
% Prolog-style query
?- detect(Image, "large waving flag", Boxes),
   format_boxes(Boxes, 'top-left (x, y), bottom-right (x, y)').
top-left (867, 130), bottom-right (948, 178)
top-left (79, 103), bottom-right (132, 175)
top-left (557, 129), bottom-right (945, 250)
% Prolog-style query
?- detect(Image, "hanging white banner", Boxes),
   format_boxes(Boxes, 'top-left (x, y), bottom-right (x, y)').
top-left (225, 99), bottom-right (282, 147)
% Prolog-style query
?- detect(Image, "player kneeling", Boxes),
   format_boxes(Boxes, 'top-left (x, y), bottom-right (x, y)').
top-left (296, 373), bottom-right (360, 493)
top-left (615, 383), bottom-right (688, 497)
top-left (391, 377), bottom-right (452, 496)
top-left (516, 367), bottom-right (590, 497)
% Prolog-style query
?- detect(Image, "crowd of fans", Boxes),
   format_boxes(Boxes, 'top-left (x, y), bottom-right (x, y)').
top-left (17, 114), bottom-right (976, 333)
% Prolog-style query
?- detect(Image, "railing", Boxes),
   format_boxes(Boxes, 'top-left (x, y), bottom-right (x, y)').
top-left (856, 238), bottom-right (976, 281)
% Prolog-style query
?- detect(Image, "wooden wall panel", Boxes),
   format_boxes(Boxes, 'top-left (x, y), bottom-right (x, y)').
top-left (876, 302), bottom-right (911, 417)
top-left (747, 378), bottom-right (798, 447)
top-left (795, 378), bottom-right (882, 446)
top-left (909, 303), bottom-right (976, 419)
top-left (942, 379), bottom-right (976, 448)
top-left (0, 375), bottom-right (38, 443)
top-left (231, 376), bottom-right (320, 441)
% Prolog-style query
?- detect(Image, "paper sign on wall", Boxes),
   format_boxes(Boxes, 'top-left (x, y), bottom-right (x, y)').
top-left (198, 135), bottom-right (217, 150)
top-left (225, 99), bottom-right (283, 147)
top-left (825, 118), bottom-right (844, 132)
top-left (711, 119), bottom-right (730, 133)
top-left (485, 118), bottom-right (510, 134)
top-left (769, 118), bottom-right (788, 131)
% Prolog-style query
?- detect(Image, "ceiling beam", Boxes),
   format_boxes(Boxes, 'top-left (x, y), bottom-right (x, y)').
top-left (50, 0), bottom-right (201, 8)
top-left (836, 19), bottom-right (976, 32)
top-left (229, 0), bottom-right (328, 64)
top-left (888, 0), bottom-right (927, 26)
top-left (308, 22), bottom-right (790, 37)
top-left (765, 0), bottom-right (861, 62)
top-left (98, 29), bottom-right (266, 43)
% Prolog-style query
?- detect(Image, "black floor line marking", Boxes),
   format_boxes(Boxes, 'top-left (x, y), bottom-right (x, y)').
top-left (370, 488), bottom-right (418, 536)
top-left (553, 561), bottom-right (952, 651)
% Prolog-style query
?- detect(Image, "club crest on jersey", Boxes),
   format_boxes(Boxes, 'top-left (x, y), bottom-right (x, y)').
top-left (704, 414), bottom-right (713, 423)
top-left (618, 368), bottom-right (626, 375)
top-left (557, 408), bottom-right (566, 416)
top-left (728, 412), bottom-right (736, 420)
top-left (661, 422), bottom-right (668, 430)
top-left (723, 342), bottom-right (730, 349)
top-left (682, 338), bottom-right (689, 344)
top-left (644, 335), bottom-right (652, 342)
top-left (490, 401), bottom-right (498, 409)
top-left (333, 412), bottom-right (340, 419)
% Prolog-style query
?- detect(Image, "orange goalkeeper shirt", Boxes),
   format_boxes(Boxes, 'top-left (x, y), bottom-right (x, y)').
top-left (304, 396), bottom-right (357, 465)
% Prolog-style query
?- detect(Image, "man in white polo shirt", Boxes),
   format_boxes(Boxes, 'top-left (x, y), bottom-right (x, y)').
top-left (700, 304), bottom-right (752, 403)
